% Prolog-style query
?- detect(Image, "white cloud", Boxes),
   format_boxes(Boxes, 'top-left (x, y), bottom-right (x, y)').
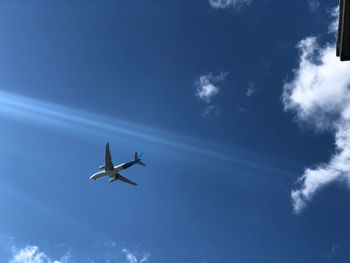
top-left (4, 238), bottom-right (150, 263)
top-left (196, 80), bottom-right (219, 103)
top-left (9, 245), bottom-right (70, 263)
top-left (122, 248), bottom-right (150, 263)
top-left (246, 81), bottom-right (256, 97)
top-left (209, 0), bottom-right (252, 9)
top-left (195, 72), bottom-right (227, 103)
top-left (283, 7), bottom-right (350, 213)
top-left (122, 249), bottom-right (137, 263)
top-left (140, 253), bottom-right (151, 263)
top-left (194, 72), bottom-right (227, 116)
top-left (328, 6), bottom-right (339, 34)
top-left (307, 0), bottom-right (320, 12)
top-left (201, 105), bottom-right (221, 116)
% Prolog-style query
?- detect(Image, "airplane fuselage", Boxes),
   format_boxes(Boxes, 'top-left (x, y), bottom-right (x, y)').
top-left (90, 160), bottom-right (139, 180)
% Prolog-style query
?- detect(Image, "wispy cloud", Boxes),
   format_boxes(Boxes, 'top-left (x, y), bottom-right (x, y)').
top-left (328, 7), bottom-right (339, 34)
top-left (122, 248), bottom-right (151, 263)
top-left (283, 7), bottom-right (350, 213)
top-left (307, 0), bottom-right (320, 12)
top-left (194, 72), bottom-right (227, 116)
top-left (246, 81), bottom-right (257, 97)
top-left (209, 0), bottom-right (252, 9)
top-left (6, 240), bottom-right (150, 263)
top-left (195, 72), bottom-right (227, 103)
top-left (9, 245), bottom-right (70, 263)
top-left (201, 105), bottom-right (221, 116)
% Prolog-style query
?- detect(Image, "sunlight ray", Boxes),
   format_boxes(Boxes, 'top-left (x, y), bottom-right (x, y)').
top-left (0, 90), bottom-right (292, 176)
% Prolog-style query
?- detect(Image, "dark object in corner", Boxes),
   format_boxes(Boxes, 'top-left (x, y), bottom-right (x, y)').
top-left (337, 0), bottom-right (350, 61)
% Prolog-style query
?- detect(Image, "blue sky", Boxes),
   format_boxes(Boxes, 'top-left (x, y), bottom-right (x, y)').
top-left (1, 0), bottom-right (350, 262)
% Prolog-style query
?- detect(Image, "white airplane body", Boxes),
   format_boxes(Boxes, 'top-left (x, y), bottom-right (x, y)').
top-left (90, 143), bottom-right (146, 185)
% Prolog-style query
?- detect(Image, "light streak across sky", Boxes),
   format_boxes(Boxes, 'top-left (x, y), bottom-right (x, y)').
top-left (0, 90), bottom-right (292, 177)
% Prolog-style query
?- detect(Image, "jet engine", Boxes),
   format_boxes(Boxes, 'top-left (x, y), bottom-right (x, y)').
top-left (109, 178), bottom-right (117, 183)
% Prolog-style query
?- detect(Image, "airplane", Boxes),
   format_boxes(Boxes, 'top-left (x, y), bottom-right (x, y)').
top-left (90, 143), bottom-right (146, 185)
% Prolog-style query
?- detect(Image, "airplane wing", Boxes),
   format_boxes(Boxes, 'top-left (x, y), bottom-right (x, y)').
top-left (105, 142), bottom-right (114, 171)
top-left (117, 174), bottom-right (137, 186)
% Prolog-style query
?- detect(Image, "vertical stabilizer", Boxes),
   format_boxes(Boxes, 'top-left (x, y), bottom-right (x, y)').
top-left (134, 151), bottom-right (146, 166)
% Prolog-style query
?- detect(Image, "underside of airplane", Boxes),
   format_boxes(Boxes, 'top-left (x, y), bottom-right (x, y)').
top-left (90, 143), bottom-right (146, 185)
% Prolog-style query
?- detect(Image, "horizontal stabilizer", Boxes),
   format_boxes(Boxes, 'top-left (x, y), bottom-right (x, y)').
top-left (137, 161), bottom-right (146, 166)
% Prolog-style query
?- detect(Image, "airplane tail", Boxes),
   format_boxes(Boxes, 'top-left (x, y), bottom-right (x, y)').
top-left (134, 152), bottom-right (146, 166)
